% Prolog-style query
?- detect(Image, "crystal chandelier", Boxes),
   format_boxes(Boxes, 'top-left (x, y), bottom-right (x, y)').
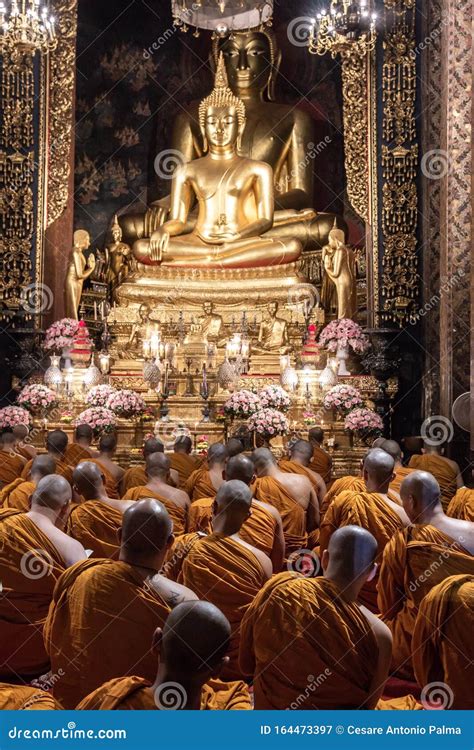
top-left (308, 1), bottom-right (376, 57)
top-left (0, 0), bottom-right (57, 53)
top-left (171, 0), bottom-right (273, 37)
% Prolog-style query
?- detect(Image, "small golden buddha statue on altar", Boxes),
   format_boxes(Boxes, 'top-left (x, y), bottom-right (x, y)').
top-left (106, 215), bottom-right (134, 291)
top-left (255, 302), bottom-right (290, 354)
top-left (198, 302), bottom-right (223, 341)
top-left (322, 226), bottom-right (357, 320)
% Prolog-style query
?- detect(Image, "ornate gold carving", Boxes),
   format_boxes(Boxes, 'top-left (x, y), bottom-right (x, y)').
top-left (381, 3), bottom-right (419, 324)
top-left (46, 0), bottom-right (77, 226)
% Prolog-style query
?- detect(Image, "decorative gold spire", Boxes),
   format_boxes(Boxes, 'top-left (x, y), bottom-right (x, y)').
top-left (198, 52), bottom-right (246, 136)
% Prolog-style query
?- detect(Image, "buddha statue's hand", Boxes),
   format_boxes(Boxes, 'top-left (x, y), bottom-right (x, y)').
top-left (150, 229), bottom-right (170, 262)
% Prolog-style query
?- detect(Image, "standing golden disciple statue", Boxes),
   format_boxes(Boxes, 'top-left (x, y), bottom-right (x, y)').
top-left (64, 230), bottom-right (96, 320)
top-left (322, 227), bottom-right (357, 320)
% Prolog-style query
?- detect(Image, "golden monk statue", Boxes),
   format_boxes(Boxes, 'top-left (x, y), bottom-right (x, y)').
top-left (106, 215), bottom-right (134, 290)
top-left (322, 227), bottom-right (357, 320)
top-left (133, 55), bottom-right (302, 269)
top-left (119, 30), bottom-right (346, 252)
top-left (197, 302), bottom-right (223, 341)
top-left (255, 302), bottom-right (290, 353)
top-left (64, 230), bottom-right (96, 320)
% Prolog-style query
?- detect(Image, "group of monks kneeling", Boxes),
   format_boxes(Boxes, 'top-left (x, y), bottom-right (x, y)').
top-left (0, 423), bottom-right (472, 711)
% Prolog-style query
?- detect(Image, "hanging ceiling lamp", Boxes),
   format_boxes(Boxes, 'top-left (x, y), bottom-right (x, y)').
top-left (171, 0), bottom-right (273, 36)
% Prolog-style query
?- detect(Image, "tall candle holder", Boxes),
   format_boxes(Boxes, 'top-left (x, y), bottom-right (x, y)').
top-left (200, 364), bottom-right (211, 422)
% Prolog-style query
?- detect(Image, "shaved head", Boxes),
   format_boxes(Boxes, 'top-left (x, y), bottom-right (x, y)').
top-left (290, 439), bottom-right (313, 464)
top-left (326, 525), bottom-right (378, 580)
top-left (1, 428), bottom-right (16, 447)
top-left (46, 429), bottom-right (68, 456)
top-left (174, 435), bottom-right (192, 454)
top-left (226, 438), bottom-right (244, 458)
top-left (146, 452), bottom-right (170, 479)
top-left (380, 439), bottom-right (402, 463)
top-left (74, 424), bottom-right (93, 442)
top-left (73, 461), bottom-right (104, 499)
top-left (99, 432), bottom-right (117, 452)
top-left (308, 427), bottom-right (324, 444)
top-left (363, 448), bottom-right (395, 490)
top-left (12, 424), bottom-right (29, 440)
top-left (213, 480), bottom-right (252, 530)
top-left (372, 437), bottom-right (386, 448)
top-left (400, 470), bottom-right (441, 519)
top-left (30, 455), bottom-right (56, 480)
top-left (225, 455), bottom-right (254, 485)
top-left (121, 499), bottom-right (173, 558)
top-left (207, 442), bottom-right (228, 467)
top-left (144, 437), bottom-right (164, 457)
top-left (252, 447), bottom-right (276, 475)
top-left (31, 475), bottom-right (72, 511)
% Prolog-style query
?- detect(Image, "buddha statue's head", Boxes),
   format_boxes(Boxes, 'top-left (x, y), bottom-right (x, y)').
top-left (73, 229), bottom-right (90, 251)
top-left (199, 53), bottom-right (246, 153)
top-left (328, 227), bottom-right (346, 249)
top-left (111, 214), bottom-right (122, 243)
top-left (214, 30), bottom-right (281, 102)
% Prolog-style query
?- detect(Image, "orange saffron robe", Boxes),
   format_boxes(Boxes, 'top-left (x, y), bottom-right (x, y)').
top-left (64, 443), bottom-right (93, 467)
top-left (121, 465), bottom-right (147, 495)
top-left (378, 525), bottom-right (474, 680)
top-left (21, 457), bottom-right (73, 484)
top-left (252, 476), bottom-right (307, 557)
top-left (0, 451), bottom-right (25, 485)
top-left (0, 479), bottom-right (34, 512)
top-left (76, 675), bottom-right (252, 710)
top-left (0, 509), bottom-right (66, 678)
top-left (66, 500), bottom-right (125, 558)
top-left (321, 475), bottom-right (365, 519)
top-left (309, 445), bottom-right (332, 485)
top-left (0, 683), bottom-right (62, 710)
top-left (185, 467), bottom-right (217, 501)
top-left (123, 485), bottom-right (187, 536)
top-left (87, 459), bottom-right (120, 499)
top-left (169, 453), bottom-right (202, 489)
top-left (181, 534), bottom-right (267, 680)
top-left (413, 574), bottom-right (474, 710)
top-left (44, 558), bottom-right (171, 709)
top-left (447, 487), bottom-right (474, 522)
top-left (389, 465), bottom-right (415, 495)
top-left (408, 454), bottom-right (458, 510)
top-left (278, 459), bottom-right (320, 488)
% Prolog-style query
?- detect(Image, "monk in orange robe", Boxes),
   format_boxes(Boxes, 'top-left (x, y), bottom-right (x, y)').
top-left (64, 424), bottom-right (98, 466)
top-left (169, 435), bottom-right (203, 489)
top-left (179, 481), bottom-right (271, 680)
top-left (44, 498), bottom-right (197, 708)
top-left (308, 427), bottom-right (332, 485)
top-left (413, 574), bottom-right (474, 709)
top-left (378, 470), bottom-right (474, 680)
top-left (320, 449), bottom-right (410, 611)
top-left (408, 441), bottom-right (462, 510)
top-left (447, 485), bottom-right (474, 522)
top-left (279, 439), bottom-right (326, 507)
top-left (12, 424), bottom-right (37, 461)
top-left (123, 453), bottom-right (190, 535)
top-left (0, 428), bottom-right (26, 486)
top-left (22, 430), bottom-right (73, 484)
top-left (252, 448), bottom-right (319, 558)
top-left (321, 474), bottom-right (365, 518)
top-left (68, 462), bottom-right (135, 558)
top-left (120, 438), bottom-right (179, 495)
top-left (0, 684), bottom-right (62, 710)
top-left (1, 455), bottom-right (56, 512)
top-left (240, 526), bottom-right (401, 709)
top-left (185, 442), bottom-right (227, 501)
top-left (0, 476), bottom-right (86, 679)
top-left (378, 439), bottom-right (415, 496)
top-left (88, 432), bottom-right (123, 499)
top-left (77, 601), bottom-right (251, 710)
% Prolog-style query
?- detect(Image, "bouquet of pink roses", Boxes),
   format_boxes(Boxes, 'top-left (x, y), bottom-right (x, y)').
top-left (319, 318), bottom-right (370, 354)
top-left (324, 384), bottom-right (363, 415)
top-left (44, 318), bottom-right (80, 352)
top-left (76, 407), bottom-right (117, 436)
top-left (17, 384), bottom-right (58, 414)
top-left (258, 385), bottom-right (291, 413)
top-left (224, 389), bottom-right (261, 419)
top-left (0, 406), bottom-right (31, 429)
top-left (106, 389), bottom-right (146, 419)
top-left (303, 411), bottom-right (318, 426)
top-left (344, 407), bottom-right (383, 436)
top-left (248, 408), bottom-right (289, 437)
top-left (85, 384), bottom-right (117, 408)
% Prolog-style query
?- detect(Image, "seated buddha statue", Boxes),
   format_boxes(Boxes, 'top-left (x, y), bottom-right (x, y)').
top-left (133, 55), bottom-right (302, 270)
top-left (120, 29), bottom-right (346, 252)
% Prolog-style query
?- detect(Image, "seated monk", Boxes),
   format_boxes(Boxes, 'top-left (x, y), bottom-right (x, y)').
top-left (77, 602), bottom-right (251, 711)
top-left (408, 439), bottom-right (462, 510)
top-left (22, 430), bottom-right (73, 484)
top-left (279, 439), bottom-right (326, 509)
top-left (447, 476), bottom-right (474, 522)
top-left (188, 454), bottom-right (285, 572)
top-left (88, 432), bottom-right (124, 499)
top-left (308, 427), bottom-right (332, 486)
top-left (120, 437), bottom-right (179, 495)
top-left (64, 424), bottom-right (98, 466)
top-left (226, 437), bottom-right (244, 458)
top-left (240, 526), bottom-right (398, 709)
top-left (0, 428), bottom-right (26, 487)
top-left (321, 473), bottom-right (365, 519)
top-left (378, 471), bottom-right (474, 680)
top-left (379, 438), bottom-right (415, 496)
top-left (413, 574), bottom-right (474, 710)
top-left (0, 683), bottom-right (62, 710)
top-left (179, 481), bottom-right (272, 680)
top-left (0, 476), bottom-right (86, 679)
top-left (12, 423), bottom-right (37, 461)
top-left (123, 453), bottom-right (190, 535)
top-left (320, 449), bottom-right (410, 612)
top-left (169, 435), bottom-right (203, 490)
top-left (44, 499), bottom-right (197, 708)
top-left (252, 447), bottom-right (319, 559)
top-left (68, 462), bottom-right (135, 558)
top-left (185, 442), bottom-right (227, 501)
top-left (1, 455), bottom-right (56, 512)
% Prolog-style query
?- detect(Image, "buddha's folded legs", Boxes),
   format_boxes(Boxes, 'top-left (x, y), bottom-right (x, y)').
top-left (158, 236), bottom-right (302, 269)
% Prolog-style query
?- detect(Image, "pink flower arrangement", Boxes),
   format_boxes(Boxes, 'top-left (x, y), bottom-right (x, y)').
top-left (324, 384), bottom-right (364, 415)
top-left (248, 408), bottom-right (289, 437)
top-left (224, 389), bottom-right (261, 419)
top-left (303, 411), bottom-right (318, 426)
top-left (44, 318), bottom-right (80, 352)
top-left (106, 389), bottom-right (146, 419)
top-left (258, 385), bottom-right (291, 413)
top-left (319, 318), bottom-right (370, 354)
top-left (85, 384), bottom-right (117, 408)
top-left (344, 408), bottom-right (383, 436)
top-left (0, 406), bottom-right (31, 429)
top-left (196, 435), bottom-right (209, 455)
top-left (76, 407), bottom-right (117, 436)
top-left (17, 384), bottom-right (58, 414)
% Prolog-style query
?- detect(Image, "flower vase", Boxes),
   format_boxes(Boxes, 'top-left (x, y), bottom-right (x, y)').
top-left (336, 345), bottom-right (351, 376)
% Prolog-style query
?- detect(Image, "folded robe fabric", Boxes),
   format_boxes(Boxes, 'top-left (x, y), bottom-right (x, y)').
top-left (378, 525), bottom-right (474, 680)
top-left (44, 558), bottom-right (171, 709)
top-left (123, 485), bottom-right (187, 536)
top-left (408, 454), bottom-right (458, 510)
top-left (389, 465), bottom-right (416, 495)
top-left (0, 683), bottom-right (62, 710)
top-left (321, 475), bottom-right (365, 519)
top-left (0, 479), bottom-right (34, 511)
top-left (169, 453), bottom-right (202, 489)
top-left (66, 500), bottom-right (124, 558)
top-left (0, 451), bottom-right (26, 485)
top-left (185, 468), bottom-right (217, 501)
top-left (447, 487), bottom-right (474, 522)
top-left (120, 465), bottom-right (147, 495)
top-left (64, 444), bottom-right (94, 467)
top-left (309, 445), bottom-right (332, 485)
top-left (76, 675), bottom-right (251, 710)
top-left (0, 509), bottom-right (66, 679)
top-left (252, 476), bottom-right (307, 557)
top-left (278, 459), bottom-right (319, 488)
top-left (413, 573), bottom-right (474, 709)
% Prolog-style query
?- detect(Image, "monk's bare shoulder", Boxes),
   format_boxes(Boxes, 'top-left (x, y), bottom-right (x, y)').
top-left (252, 499), bottom-right (281, 524)
top-left (439, 516), bottom-right (474, 554)
top-left (360, 604), bottom-right (392, 649)
top-left (48, 526), bottom-right (87, 567)
top-left (150, 573), bottom-right (198, 607)
top-left (234, 535), bottom-right (272, 580)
